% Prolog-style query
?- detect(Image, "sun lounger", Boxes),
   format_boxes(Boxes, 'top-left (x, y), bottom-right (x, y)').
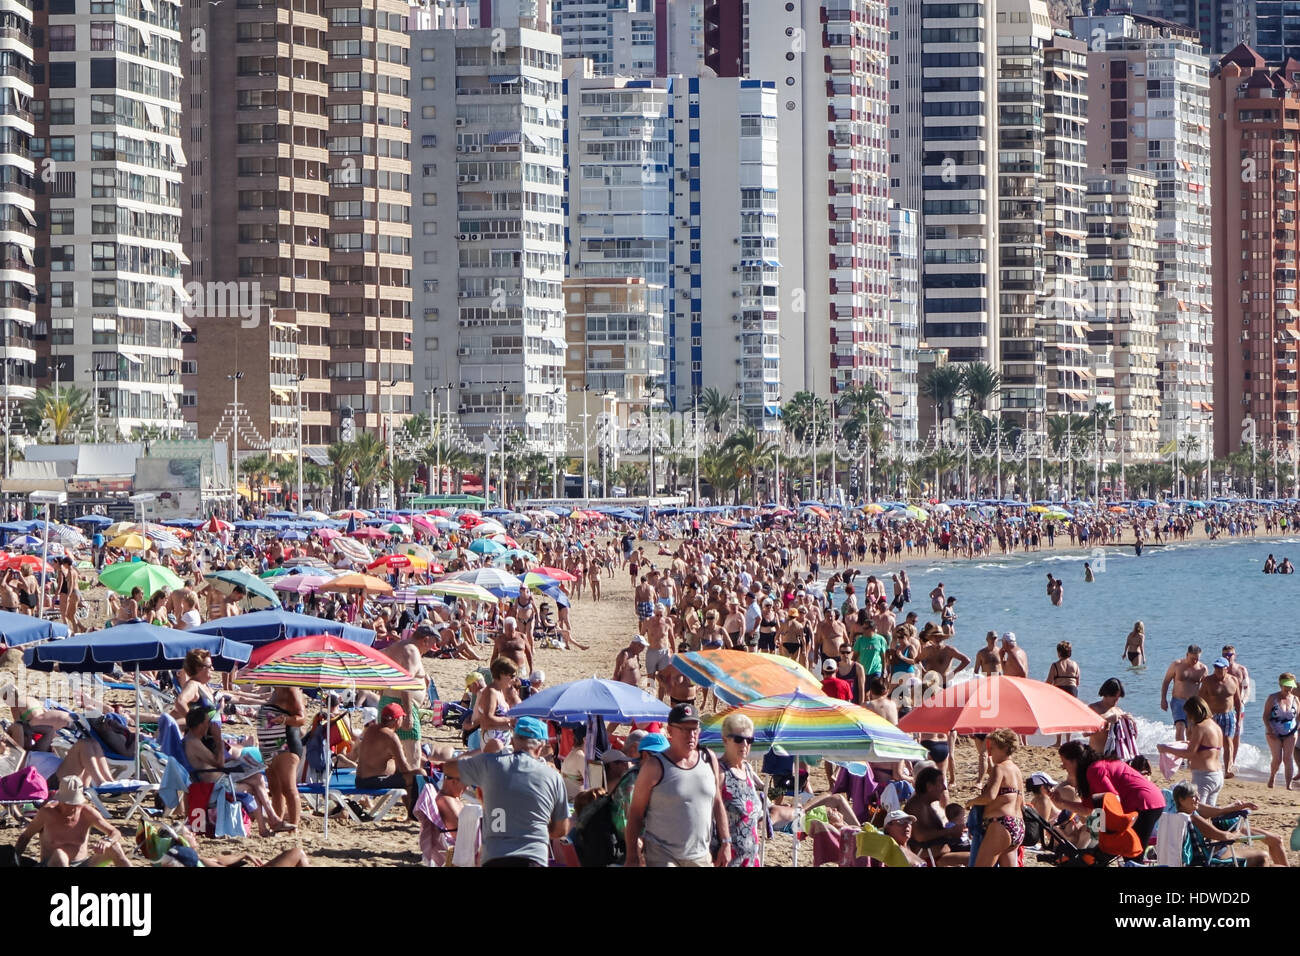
top-left (297, 768), bottom-right (405, 824)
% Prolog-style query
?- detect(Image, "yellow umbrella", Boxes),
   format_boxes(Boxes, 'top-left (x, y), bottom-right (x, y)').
top-left (863, 503), bottom-right (884, 514)
top-left (1029, 505), bottom-right (1049, 513)
top-left (107, 533), bottom-right (152, 551)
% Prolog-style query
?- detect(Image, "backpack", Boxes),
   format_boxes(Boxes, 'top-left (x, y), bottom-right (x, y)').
top-left (570, 792), bottom-right (624, 867)
top-left (0, 766), bottom-right (48, 802)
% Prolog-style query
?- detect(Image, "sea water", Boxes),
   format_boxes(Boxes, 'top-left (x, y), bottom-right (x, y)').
top-left (832, 536), bottom-right (1300, 777)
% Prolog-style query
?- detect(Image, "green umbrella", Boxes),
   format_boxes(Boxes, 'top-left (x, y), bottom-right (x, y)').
top-left (203, 570), bottom-right (279, 610)
top-left (260, 567), bottom-right (291, 579)
top-left (98, 561), bottom-right (185, 597)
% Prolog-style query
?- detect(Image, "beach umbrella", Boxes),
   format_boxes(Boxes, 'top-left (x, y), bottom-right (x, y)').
top-left (144, 527), bottom-right (184, 551)
top-left (385, 523), bottom-right (413, 537)
top-left (523, 571), bottom-right (570, 589)
top-left (350, 526), bottom-right (391, 541)
top-left (106, 521), bottom-right (141, 538)
top-left (49, 525), bottom-right (88, 548)
top-left (670, 649), bottom-right (823, 707)
top-left (301, 510), bottom-right (330, 521)
top-left (468, 537), bottom-right (505, 556)
top-left (99, 561), bottom-right (184, 596)
top-left (25, 622), bottom-right (253, 778)
top-left (314, 528), bottom-right (342, 541)
top-left (895, 676), bottom-right (1105, 736)
top-left (202, 516), bottom-right (232, 534)
top-left (333, 510), bottom-right (369, 521)
top-left (0, 552), bottom-right (52, 572)
top-left (260, 567), bottom-right (291, 578)
top-left (490, 548), bottom-right (537, 565)
top-left (530, 565), bottom-right (576, 582)
top-left (369, 553), bottom-right (427, 573)
top-left (271, 575), bottom-right (333, 595)
top-left (394, 542), bottom-right (436, 561)
top-left (0, 609), bottom-right (69, 647)
top-left (418, 580), bottom-right (498, 603)
top-left (469, 520), bottom-right (507, 536)
top-left (443, 567), bottom-right (523, 596)
top-left (74, 515), bottom-right (112, 528)
top-left (107, 533), bottom-right (152, 551)
top-left (235, 633), bottom-right (421, 840)
top-left (508, 677), bottom-right (668, 723)
top-left (537, 583), bottom-right (570, 609)
top-left (203, 570), bottom-right (279, 609)
top-left (279, 529), bottom-right (309, 541)
top-left (189, 608), bottom-right (375, 648)
top-left (699, 690), bottom-right (926, 867)
top-left (317, 572), bottom-right (393, 595)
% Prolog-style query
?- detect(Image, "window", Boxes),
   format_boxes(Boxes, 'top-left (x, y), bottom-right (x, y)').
top-left (49, 62), bottom-right (76, 88)
top-left (421, 105), bottom-right (435, 119)
top-left (50, 209), bottom-right (73, 235)
top-left (91, 21), bottom-right (116, 50)
top-left (49, 25), bottom-right (76, 51)
top-left (180, 360), bottom-right (197, 375)
top-left (89, 59), bottom-right (115, 88)
top-left (421, 77), bottom-right (435, 89)
top-left (421, 47), bottom-right (434, 61)
top-left (422, 192), bottom-right (436, 205)
top-left (50, 246), bottom-right (75, 272)
top-left (49, 99), bottom-right (75, 126)
top-left (422, 221), bottom-right (436, 235)
top-left (92, 242), bottom-right (116, 271)
top-left (50, 137), bottom-right (75, 162)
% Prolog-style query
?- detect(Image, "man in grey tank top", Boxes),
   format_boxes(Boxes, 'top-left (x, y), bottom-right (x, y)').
top-left (624, 703), bottom-right (731, 867)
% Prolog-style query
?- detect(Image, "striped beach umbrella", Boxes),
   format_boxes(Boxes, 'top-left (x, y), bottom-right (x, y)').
top-left (699, 690), bottom-right (927, 762)
top-left (236, 634), bottom-right (422, 687)
top-left (670, 649), bottom-right (823, 708)
top-left (418, 580), bottom-right (498, 603)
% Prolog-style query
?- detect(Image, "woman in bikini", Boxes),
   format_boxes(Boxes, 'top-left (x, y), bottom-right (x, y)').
top-left (967, 728), bottom-right (1025, 867)
top-left (1122, 622), bottom-right (1146, 667)
top-left (470, 658), bottom-right (520, 752)
top-left (256, 684), bottom-right (305, 827)
top-left (1156, 695), bottom-right (1224, 806)
top-left (1262, 672), bottom-right (1299, 789)
top-left (1046, 641), bottom-right (1081, 697)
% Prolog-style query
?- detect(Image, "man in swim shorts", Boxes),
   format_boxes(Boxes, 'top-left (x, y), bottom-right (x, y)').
top-left (1161, 645), bottom-right (1208, 742)
top-left (1201, 657), bottom-right (1243, 776)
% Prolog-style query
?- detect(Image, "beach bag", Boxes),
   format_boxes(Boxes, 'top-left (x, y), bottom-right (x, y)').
top-left (212, 777), bottom-right (247, 838)
top-left (186, 781), bottom-right (218, 836)
top-left (304, 720), bottom-right (330, 775)
top-left (571, 792), bottom-right (624, 868)
top-left (0, 766), bottom-right (48, 803)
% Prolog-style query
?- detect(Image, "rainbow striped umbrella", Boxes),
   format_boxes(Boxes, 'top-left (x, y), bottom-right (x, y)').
top-left (699, 690), bottom-right (927, 762)
top-left (234, 634), bottom-right (423, 690)
top-left (670, 649), bottom-right (823, 707)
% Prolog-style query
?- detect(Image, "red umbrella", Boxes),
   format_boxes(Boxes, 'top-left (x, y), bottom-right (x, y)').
top-left (349, 527), bottom-right (391, 540)
top-left (202, 516), bottom-right (231, 533)
top-left (368, 554), bottom-right (411, 571)
top-left (896, 676), bottom-right (1105, 736)
top-left (243, 633), bottom-right (418, 673)
top-left (0, 553), bottom-right (52, 573)
top-left (532, 565), bottom-right (576, 582)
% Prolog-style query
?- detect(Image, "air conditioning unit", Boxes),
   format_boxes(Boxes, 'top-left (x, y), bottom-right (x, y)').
top-left (469, 144), bottom-right (481, 152)
top-left (457, 232), bottom-right (470, 240)
top-left (731, 291), bottom-right (740, 298)
top-left (469, 233), bottom-right (482, 241)
top-left (734, 334), bottom-right (742, 341)
top-left (734, 358), bottom-right (742, 365)
top-left (455, 117), bottom-right (467, 127)
top-left (457, 347), bottom-right (470, 356)
top-left (468, 174), bottom-right (480, 182)
top-left (576, 214), bottom-right (586, 222)
top-left (458, 291), bottom-right (471, 297)
top-left (731, 265), bottom-right (739, 272)
top-left (732, 314), bottom-right (740, 322)
top-left (458, 175), bottom-right (469, 183)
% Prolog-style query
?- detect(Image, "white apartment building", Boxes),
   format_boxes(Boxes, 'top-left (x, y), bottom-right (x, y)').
top-left (42, 0), bottom-right (187, 435)
top-left (745, 0), bottom-right (892, 402)
top-left (410, 27), bottom-right (567, 454)
top-left (997, 0), bottom-right (1051, 434)
top-left (1042, 33), bottom-right (1092, 421)
top-left (889, 203), bottom-right (920, 444)
top-left (0, 0), bottom-right (34, 413)
top-left (563, 67), bottom-right (780, 429)
top-left (1074, 12), bottom-right (1214, 448)
top-left (552, 0), bottom-right (702, 77)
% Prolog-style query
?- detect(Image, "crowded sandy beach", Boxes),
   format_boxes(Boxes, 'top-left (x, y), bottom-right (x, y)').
top-left (1, 498), bottom-right (1299, 869)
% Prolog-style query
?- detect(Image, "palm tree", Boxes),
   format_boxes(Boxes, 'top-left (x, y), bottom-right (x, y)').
top-left (241, 454), bottom-right (271, 505)
top-left (960, 362), bottom-right (1001, 413)
top-left (384, 458), bottom-right (418, 508)
top-left (924, 447), bottom-right (962, 497)
top-left (401, 412), bottom-right (430, 446)
top-left (22, 386), bottom-right (91, 444)
top-left (921, 365), bottom-right (964, 435)
top-left (326, 441), bottom-right (356, 508)
top-left (781, 391), bottom-right (830, 445)
top-left (697, 445), bottom-right (739, 502)
top-left (837, 383), bottom-right (887, 453)
top-left (303, 462), bottom-right (329, 509)
top-left (349, 432), bottom-right (386, 508)
top-left (612, 462), bottom-right (646, 496)
top-left (698, 387), bottom-right (734, 436)
top-left (723, 426), bottom-right (776, 504)
top-left (270, 459), bottom-right (297, 507)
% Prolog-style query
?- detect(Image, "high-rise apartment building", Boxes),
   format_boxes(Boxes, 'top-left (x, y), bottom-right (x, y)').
top-left (552, 0), bottom-right (702, 77)
top-left (0, 0), bottom-right (35, 417)
top-left (889, 203), bottom-right (919, 444)
top-left (36, 0), bottom-right (187, 436)
top-left (562, 68), bottom-right (781, 429)
top-left (1085, 171), bottom-right (1161, 460)
top-left (182, 0), bottom-right (413, 456)
top-left (1210, 46), bottom-right (1300, 457)
top-left (410, 26), bottom-right (566, 454)
top-left (727, 1), bottom-right (892, 406)
top-left (1042, 32), bottom-right (1092, 420)
top-left (1127, 0), bottom-right (1250, 55)
top-left (1075, 11), bottom-right (1214, 448)
top-left (997, 0), bottom-right (1051, 432)
top-left (913, 0), bottom-right (1000, 369)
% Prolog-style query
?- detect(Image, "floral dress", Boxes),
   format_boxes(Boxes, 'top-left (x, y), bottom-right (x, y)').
top-left (720, 761), bottom-right (764, 867)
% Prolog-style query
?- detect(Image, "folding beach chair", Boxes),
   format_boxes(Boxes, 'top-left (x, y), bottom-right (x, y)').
top-left (297, 767), bottom-right (406, 824)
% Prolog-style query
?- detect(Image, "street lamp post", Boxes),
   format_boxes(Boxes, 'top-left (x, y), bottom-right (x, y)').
top-left (296, 372), bottom-right (306, 515)
top-left (603, 392), bottom-right (616, 498)
top-left (30, 490), bottom-right (67, 622)
top-left (573, 384), bottom-right (591, 500)
top-left (226, 372), bottom-right (244, 517)
top-left (692, 401), bottom-right (700, 506)
top-left (384, 378), bottom-right (398, 508)
top-left (811, 395), bottom-right (818, 502)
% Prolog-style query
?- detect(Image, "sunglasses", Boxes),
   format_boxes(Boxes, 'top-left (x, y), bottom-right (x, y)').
top-left (728, 735), bottom-right (755, 745)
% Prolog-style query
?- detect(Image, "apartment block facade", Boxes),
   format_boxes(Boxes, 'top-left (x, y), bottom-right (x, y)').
top-left (0, 0), bottom-right (34, 416)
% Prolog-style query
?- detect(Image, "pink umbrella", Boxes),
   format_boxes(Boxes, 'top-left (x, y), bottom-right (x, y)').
top-left (314, 528), bottom-right (342, 541)
top-left (272, 575), bottom-right (333, 595)
top-left (412, 514), bottom-right (439, 534)
top-left (203, 516), bottom-right (231, 533)
top-left (350, 527), bottom-right (391, 540)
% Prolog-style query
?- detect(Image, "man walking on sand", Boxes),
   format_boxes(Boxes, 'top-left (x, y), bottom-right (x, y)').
top-left (614, 636), bottom-right (648, 688)
top-left (1202, 657), bottom-right (1243, 776)
top-left (1161, 644), bottom-right (1208, 742)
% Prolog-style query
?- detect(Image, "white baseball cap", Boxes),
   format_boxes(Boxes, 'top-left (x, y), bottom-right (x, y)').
top-left (1001, 631), bottom-right (1016, 644)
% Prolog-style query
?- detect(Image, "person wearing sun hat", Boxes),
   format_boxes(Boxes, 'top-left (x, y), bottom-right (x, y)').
top-left (438, 715), bottom-right (569, 867)
top-left (14, 777), bottom-right (131, 867)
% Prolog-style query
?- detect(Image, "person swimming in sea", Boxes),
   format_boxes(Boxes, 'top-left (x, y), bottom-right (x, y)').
top-left (1264, 554), bottom-right (1277, 574)
top-left (1123, 622), bottom-right (1146, 668)
top-left (1084, 562), bottom-right (1095, 583)
top-left (1281, 558), bottom-right (1295, 575)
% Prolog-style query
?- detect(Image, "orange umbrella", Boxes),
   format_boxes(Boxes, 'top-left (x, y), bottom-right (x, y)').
top-left (317, 573), bottom-right (394, 595)
top-left (671, 649), bottom-right (824, 707)
top-left (896, 676), bottom-right (1105, 735)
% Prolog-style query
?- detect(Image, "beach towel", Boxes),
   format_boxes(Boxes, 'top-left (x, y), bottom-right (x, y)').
top-left (854, 823), bottom-right (911, 868)
top-left (830, 763), bottom-right (876, 821)
top-left (1155, 812), bottom-right (1191, 866)
top-left (0, 766), bottom-right (47, 803)
top-left (158, 755), bottom-right (190, 810)
top-left (1159, 750), bottom-right (1183, 781)
top-left (414, 783), bottom-right (453, 866)
top-left (451, 803), bottom-right (483, 867)
top-left (212, 776), bottom-right (247, 839)
top-left (1104, 714), bottom-right (1140, 762)
top-left (154, 713), bottom-right (188, 769)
